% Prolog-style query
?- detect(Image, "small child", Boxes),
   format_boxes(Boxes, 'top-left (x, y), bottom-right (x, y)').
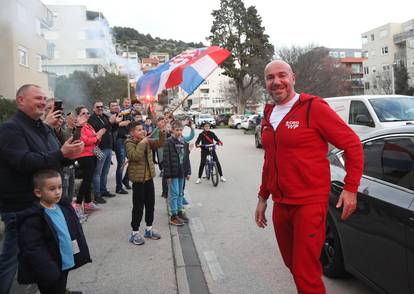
top-left (195, 122), bottom-right (226, 184)
top-left (17, 170), bottom-right (91, 294)
top-left (125, 121), bottom-right (165, 245)
top-left (163, 120), bottom-right (191, 226)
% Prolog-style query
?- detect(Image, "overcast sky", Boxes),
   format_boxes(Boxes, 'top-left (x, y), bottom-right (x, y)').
top-left (44, 0), bottom-right (414, 49)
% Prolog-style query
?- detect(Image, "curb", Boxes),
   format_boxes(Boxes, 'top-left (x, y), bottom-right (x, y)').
top-left (170, 225), bottom-right (191, 294)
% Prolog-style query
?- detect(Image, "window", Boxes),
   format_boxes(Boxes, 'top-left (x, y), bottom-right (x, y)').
top-left (362, 36), bottom-right (368, 44)
top-left (409, 39), bottom-right (414, 48)
top-left (36, 55), bottom-right (42, 72)
top-left (371, 50), bottom-right (376, 57)
top-left (349, 100), bottom-right (373, 125)
top-left (85, 48), bottom-right (104, 58)
top-left (380, 29), bottom-right (388, 38)
top-left (382, 64), bottom-right (390, 71)
top-left (340, 52), bottom-right (346, 58)
top-left (381, 46), bottom-right (389, 55)
top-left (370, 34), bottom-right (375, 41)
top-left (18, 46), bottom-right (28, 67)
top-left (364, 66), bottom-right (369, 74)
top-left (354, 52), bottom-right (362, 58)
top-left (362, 51), bottom-right (369, 58)
top-left (382, 137), bottom-right (414, 190)
top-left (363, 139), bottom-right (385, 179)
top-left (364, 82), bottom-right (370, 90)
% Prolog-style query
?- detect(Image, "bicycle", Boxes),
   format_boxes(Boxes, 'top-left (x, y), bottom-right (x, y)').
top-left (201, 143), bottom-right (219, 187)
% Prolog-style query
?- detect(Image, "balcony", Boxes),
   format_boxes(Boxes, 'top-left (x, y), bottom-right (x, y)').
top-left (394, 29), bottom-right (414, 44)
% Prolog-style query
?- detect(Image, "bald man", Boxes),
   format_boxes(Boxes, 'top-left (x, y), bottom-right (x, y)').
top-left (255, 61), bottom-right (363, 293)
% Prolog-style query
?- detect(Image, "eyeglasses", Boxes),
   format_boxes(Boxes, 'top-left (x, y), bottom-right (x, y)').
top-left (81, 112), bottom-right (90, 115)
top-left (95, 106), bottom-right (104, 109)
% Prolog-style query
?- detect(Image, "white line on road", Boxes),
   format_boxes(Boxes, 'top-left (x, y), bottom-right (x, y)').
top-left (190, 217), bottom-right (205, 233)
top-left (204, 251), bottom-right (224, 281)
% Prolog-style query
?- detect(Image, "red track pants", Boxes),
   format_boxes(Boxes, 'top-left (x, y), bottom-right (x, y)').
top-left (273, 202), bottom-right (327, 294)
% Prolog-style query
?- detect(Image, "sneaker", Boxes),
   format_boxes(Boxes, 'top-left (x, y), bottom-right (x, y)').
top-left (169, 215), bottom-right (184, 226)
top-left (161, 193), bottom-right (168, 199)
top-left (129, 232), bottom-right (145, 245)
top-left (220, 176), bottom-right (227, 182)
top-left (182, 197), bottom-right (189, 205)
top-left (122, 179), bottom-right (131, 190)
top-left (178, 211), bottom-right (189, 223)
top-left (94, 196), bottom-right (106, 204)
top-left (116, 188), bottom-right (128, 195)
top-left (84, 202), bottom-right (100, 211)
top-left (195, 178), bottom-right (201, 184)
top-left (144, 229), bottom-right (161, 240)
top-left (102, 191), bottom-right (116, 198)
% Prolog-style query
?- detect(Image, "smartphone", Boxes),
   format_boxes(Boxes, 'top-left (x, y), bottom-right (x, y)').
top-left (72, 125), bottom-right (82, 141)
top-left (54, 100), bottom-right (63, 112)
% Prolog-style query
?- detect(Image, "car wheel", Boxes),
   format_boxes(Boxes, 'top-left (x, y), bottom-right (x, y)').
top-left (321, 214), bottom-right (347, 278)
top-left (236, 123), bottom-right (241, 129)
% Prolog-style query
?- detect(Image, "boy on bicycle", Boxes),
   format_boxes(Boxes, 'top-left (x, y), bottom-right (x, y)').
top-left (195, 122), bottom-right (226, 184)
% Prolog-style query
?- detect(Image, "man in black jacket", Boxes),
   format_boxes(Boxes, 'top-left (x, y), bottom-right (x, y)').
top-left (88, 101), bottom-right (122, 202)
top-left (0, 84), bottom-right (84, 294)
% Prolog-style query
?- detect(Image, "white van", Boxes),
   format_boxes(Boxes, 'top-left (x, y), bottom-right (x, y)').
top-left (325, 95), bottom-right (414, 136)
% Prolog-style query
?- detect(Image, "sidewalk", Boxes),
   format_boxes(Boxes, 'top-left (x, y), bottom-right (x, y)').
top-left (67, 175), bottom-right (178, 294)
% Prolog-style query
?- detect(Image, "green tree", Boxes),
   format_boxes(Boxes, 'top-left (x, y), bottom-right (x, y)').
top-left (91, 73), bottom-right (129, 104)
top-left (0, 97), bottom-right (17, 124)
top-left (394, 64), bottom-right (414, 95)
top-left (209, 0), bottom-right (274, 113)
top-left (55, 71), bottom-right (94, 110)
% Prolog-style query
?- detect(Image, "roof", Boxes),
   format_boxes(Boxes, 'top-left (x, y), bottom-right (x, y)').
top-left (360, 125), bottom-right (414, 141)
top-left (339, 57), bottom-right (367, 63)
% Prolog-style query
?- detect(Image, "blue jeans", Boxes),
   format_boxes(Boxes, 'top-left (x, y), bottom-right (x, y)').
top-left (115, 138), bottom-right (127, 191)
top-left (168, 178), bottom-right (185, 215)
top-left (0, 212), bottom-right (18, 294)
top-left (93, 148), bottom-right (113, 195)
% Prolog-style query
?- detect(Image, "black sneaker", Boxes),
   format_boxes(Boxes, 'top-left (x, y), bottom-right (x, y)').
top-left (122, 179), bottom-right (131, 190)
top-left (161, 193), bottom-right (168, 198)
top-left (94, 196), bottom-right (107, 204)
top-left (116, 188), bottom-right (128, 195)
top-left (102, 191), bottom-right (116, 198)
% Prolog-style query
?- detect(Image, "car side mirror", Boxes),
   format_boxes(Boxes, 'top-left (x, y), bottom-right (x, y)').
top-left (356, 115), bottom-right (375, 127)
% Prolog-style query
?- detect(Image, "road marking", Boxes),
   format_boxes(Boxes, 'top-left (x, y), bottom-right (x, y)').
top-left (204, 251), bottom-right (224, 281)
top-left (190, 217), bottom-right (205, 233)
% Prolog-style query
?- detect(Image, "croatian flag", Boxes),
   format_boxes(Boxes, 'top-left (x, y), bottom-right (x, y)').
top-left (136, 46), bottom-right (230, 97)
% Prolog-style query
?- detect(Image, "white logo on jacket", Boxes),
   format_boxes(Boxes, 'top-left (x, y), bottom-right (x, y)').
top-left (285, 121), bottom-right (300, 129)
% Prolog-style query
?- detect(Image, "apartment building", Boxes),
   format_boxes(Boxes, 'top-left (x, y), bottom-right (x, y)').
top-left (329, 48), bottom-right (366, 95)
top-left (149, 52), bottom-right (169, 64)
top-left (0, 0), bottom-right (53, 99)
top-left (176, 67), bottom-right (233, 114)
top-left (362, 20), bottom-right (414, 94)
top-left (43, 5), bottom-right (116, 77)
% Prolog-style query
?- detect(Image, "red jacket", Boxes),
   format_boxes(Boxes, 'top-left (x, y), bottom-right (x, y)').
top-left (258, 93), bottom-right (363, 205)
top-left (78, 123), bottom-right (99, 158)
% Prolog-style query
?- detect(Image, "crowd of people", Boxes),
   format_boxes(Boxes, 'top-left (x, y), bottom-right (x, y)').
top-left (0, 84), bottom-right (227, 294)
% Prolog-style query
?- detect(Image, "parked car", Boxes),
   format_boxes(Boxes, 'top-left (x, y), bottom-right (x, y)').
top-left (325, 95), bottom-right (414, 137)
top-left (241, 114), bottom-right (259, 130)
top-left (322, 125), bottom-right (414, 294)
top-left (215, 113), bottom-right (233, 126)
top-left (228, 114), bottom-right (245, 129)
top-left (195, 113), bottom-right (216, 128)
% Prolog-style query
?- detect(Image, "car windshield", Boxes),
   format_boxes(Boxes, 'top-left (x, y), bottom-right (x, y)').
top-left (369, 97), bottom-right (414, 122)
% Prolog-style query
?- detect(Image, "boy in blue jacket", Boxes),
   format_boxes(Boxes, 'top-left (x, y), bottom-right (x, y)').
top-left (16, 170), bottom-right (91, 294)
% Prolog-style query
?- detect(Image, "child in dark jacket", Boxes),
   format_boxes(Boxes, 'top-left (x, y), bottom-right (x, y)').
top-left (195, 122), bottom-right (226, 184)
top-left (16, 170), bottom-right (91, 294)
top-left (163, 120), bottom-right (191, 226)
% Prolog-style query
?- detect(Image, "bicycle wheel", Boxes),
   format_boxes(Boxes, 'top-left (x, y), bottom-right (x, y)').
top-left (211, 162), bottom-right (219, 187)
top-left (205, 158), bottom-right (210, 180)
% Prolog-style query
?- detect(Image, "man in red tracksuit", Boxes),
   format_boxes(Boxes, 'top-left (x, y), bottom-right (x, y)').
top-left (255, 60), bottom-right (363, 294)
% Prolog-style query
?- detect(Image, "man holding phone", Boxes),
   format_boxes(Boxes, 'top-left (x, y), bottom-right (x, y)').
top-left (0, 84), bottom-right (84, 294)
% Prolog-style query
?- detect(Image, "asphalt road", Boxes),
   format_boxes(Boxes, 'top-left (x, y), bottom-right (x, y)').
top-left (184, 128), bottom-right (376, 294)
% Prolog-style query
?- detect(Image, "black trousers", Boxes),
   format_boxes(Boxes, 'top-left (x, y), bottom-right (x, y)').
top-left (198, 149), bottom-right (223, 178)
top-left (77, 156), bottom-right (96, 204)
top-left (131, 180), bottom-right (155, 231)
top-left (38, 271), bottom-right (68, 294)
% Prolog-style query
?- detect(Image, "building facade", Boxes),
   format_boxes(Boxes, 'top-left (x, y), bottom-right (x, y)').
top-left (42, 5), bottom-right (116, 77)
top-left (329, 48), bottom-right (366, 95)
top-left (362, 20), bottom-right (414, 94)
top-left (0, 0), bottom-right (53, 99)
top-left (176, 67), bottom-right (234, 114)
